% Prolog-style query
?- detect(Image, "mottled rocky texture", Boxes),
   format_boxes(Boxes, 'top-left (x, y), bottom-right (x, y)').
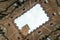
top-left (0, 0), bottom-right (60, 40)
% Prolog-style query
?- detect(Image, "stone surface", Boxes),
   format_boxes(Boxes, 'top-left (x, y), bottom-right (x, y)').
top-left (0, 0), bottom-right (60, 40)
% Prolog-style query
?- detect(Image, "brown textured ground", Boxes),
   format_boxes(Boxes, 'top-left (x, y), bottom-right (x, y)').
top-left (0, 0), bottom-right (60, 40)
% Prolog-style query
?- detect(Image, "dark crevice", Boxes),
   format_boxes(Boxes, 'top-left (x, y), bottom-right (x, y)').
top-left (35, 0), bottom-right (37, 2)
top-left (17, 37), bottom-right (20, 40)
top-left (56, 0), bottom-right (60, 7)
top-left (0, 13), bottom-right (8, 19)
top-left (0, 0), bottom-right (26, 20)
top-left (38, 31), bottom-right (41, 33)
top-left (27, 39), bottom-right (29, 40)
top-left (8, 24), bottom-right (10, 26)
top-left (23, 8), bottom-right (25, 10)
top-left (52, 13), bottom-right (55, 16)
top-left (0, 27), bottom-right (9, 40)
top-left (50, 23), bottom-right (53, 25)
